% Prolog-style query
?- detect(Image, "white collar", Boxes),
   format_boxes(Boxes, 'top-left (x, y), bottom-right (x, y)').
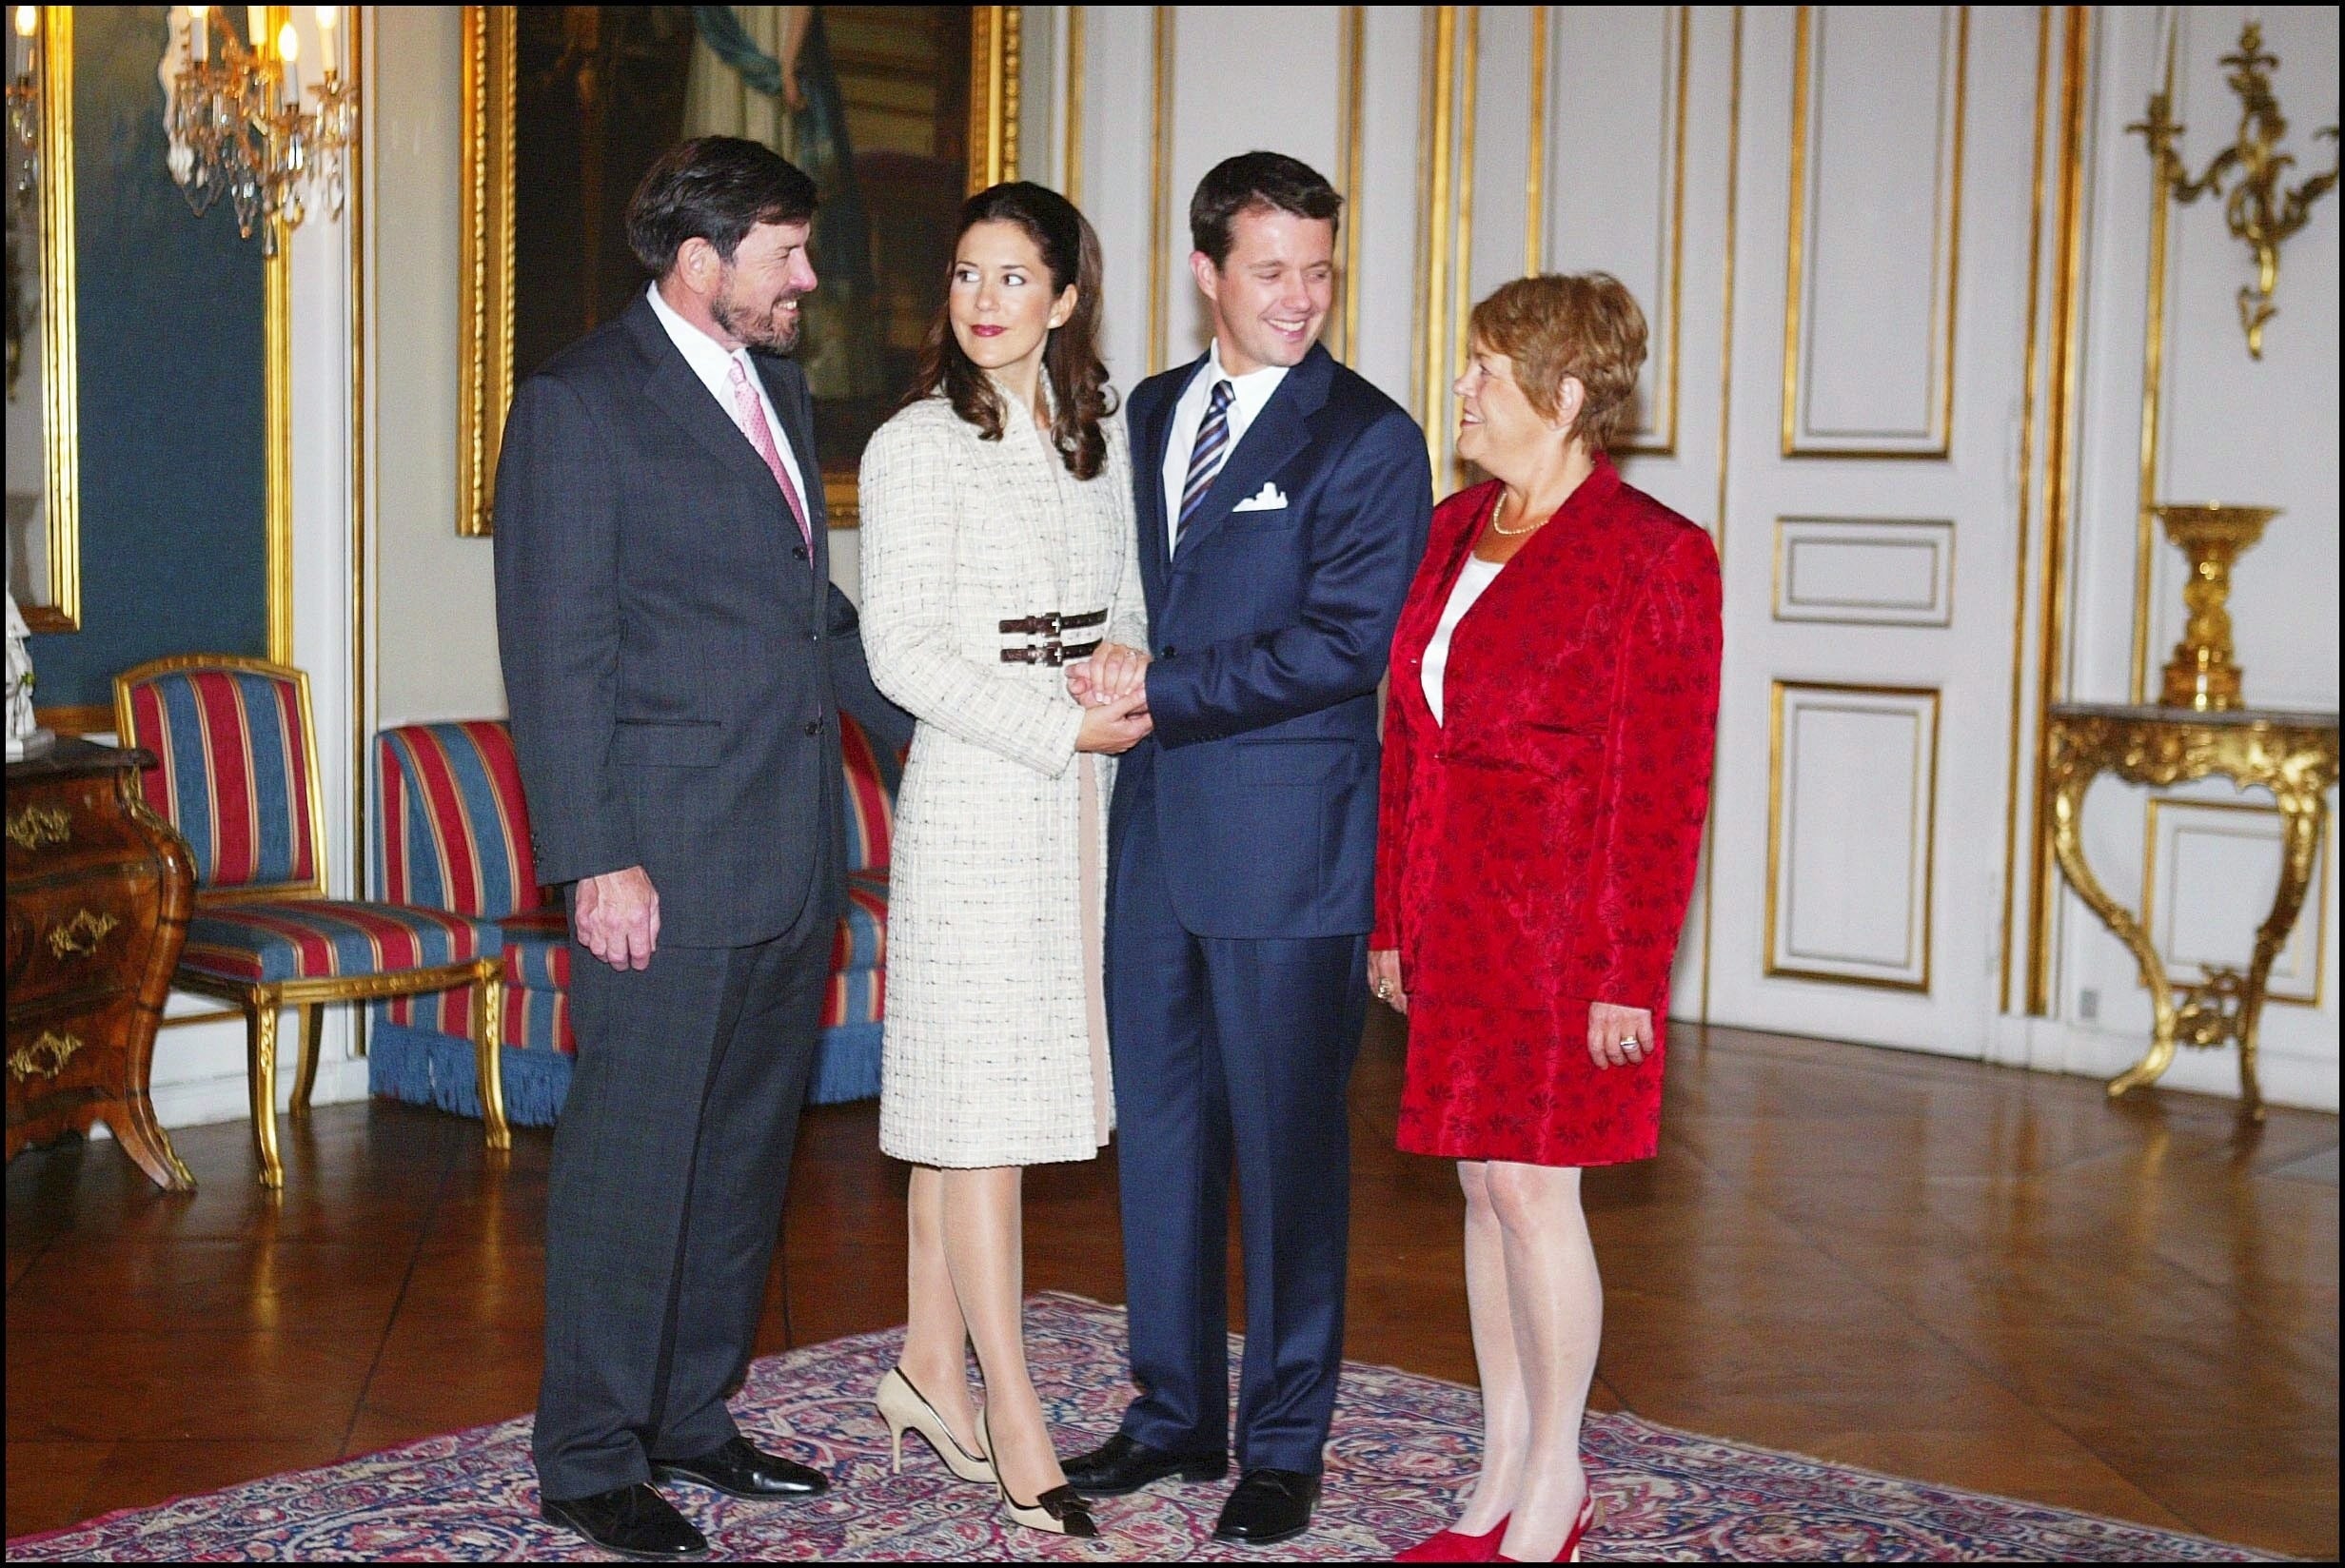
top-left (645, 281), bottom-right (757, 397)
top-left (1195, 337), bottom-right (1290, 423)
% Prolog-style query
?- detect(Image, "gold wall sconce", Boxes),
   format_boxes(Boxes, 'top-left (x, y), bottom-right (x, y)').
top-left (2131, 17), bottom-right (2338, 359)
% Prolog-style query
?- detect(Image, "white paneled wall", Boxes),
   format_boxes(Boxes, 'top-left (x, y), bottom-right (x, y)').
top-left (1042, 6), bottom-right (2339, 1109)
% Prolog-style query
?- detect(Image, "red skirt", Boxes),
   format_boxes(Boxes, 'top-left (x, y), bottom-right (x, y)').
top-left (1397, 995), bottom-right (1665, 1167)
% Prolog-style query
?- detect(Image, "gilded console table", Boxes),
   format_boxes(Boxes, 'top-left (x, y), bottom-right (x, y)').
top-left (2044, 702), bottom-right (2339, 1118)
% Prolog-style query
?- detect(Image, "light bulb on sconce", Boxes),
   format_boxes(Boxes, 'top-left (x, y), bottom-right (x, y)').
top-left (163, 0), bottom-right (354, 248)
top-left (277, 20), bottom-right (299, 103)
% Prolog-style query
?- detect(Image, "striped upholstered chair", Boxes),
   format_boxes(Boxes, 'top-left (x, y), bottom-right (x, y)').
top-left (365, 710), bottom-right (902, 1121)
top-left (372, 720), bottom-right (568, 1116)
top-left (113, 656), bottom-right (507, 1187)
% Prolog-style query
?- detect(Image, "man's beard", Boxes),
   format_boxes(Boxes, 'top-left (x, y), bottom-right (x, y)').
top-left (712, 276), bottom-right (803, 353)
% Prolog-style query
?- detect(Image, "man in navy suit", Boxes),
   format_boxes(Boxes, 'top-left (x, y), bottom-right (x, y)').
top-left (1063, 152), bottom-right (1433, 1546)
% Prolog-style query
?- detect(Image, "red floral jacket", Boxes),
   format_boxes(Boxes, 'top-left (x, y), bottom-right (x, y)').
top-left (1371, 457), bottom-right (1723, 1018)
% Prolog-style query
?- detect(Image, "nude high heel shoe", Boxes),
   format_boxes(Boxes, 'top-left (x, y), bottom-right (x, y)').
top-left (875, 1366), bottom-right (995, 1485)
top-left (984, 1407), bottom-right (1098, 1539)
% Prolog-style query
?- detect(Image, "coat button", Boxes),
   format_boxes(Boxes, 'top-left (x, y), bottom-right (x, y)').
top-left (793, 544), bottom-right (810, 560)
top-left (1160, 645), bottom-right (1177, 657)
top-left (807, 630), bottom-right (820, 642)
top-left (803, 717), bottom-right (824, 736)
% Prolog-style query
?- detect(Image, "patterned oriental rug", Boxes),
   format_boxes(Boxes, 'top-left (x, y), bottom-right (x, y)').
top-left (7, 1293), bottom-right (2273, 1563)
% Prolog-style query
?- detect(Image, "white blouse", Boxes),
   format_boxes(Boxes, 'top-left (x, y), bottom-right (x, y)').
top-left (1422, 555), bottom-right (1505, 726)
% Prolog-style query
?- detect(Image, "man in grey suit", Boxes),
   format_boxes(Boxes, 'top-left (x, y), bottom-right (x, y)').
top-left (494, 137), bottom-right (910, 1562)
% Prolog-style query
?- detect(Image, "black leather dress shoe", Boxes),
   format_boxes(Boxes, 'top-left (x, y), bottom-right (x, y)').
top-left (540, 1482), bottom-right (708, 1561)
top-left (1213, 1468), bottom-right (1322, 1546)
top-left (651, 1436), bottom-right (829, 1499)
top-left (1062, 1432), bottom-right (1229, 1497)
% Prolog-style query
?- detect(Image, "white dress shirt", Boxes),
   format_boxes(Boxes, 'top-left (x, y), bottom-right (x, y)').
top-left (1159, 339), bottom-right (1290, 555)
top-left (1423, 555), bottom-right (1504, 726)
top-left (644, 282), bottom-right (811, 508)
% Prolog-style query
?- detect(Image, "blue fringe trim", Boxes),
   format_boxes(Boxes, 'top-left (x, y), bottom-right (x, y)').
top-left (367, 1025), bottom-right (571, 1127)
top-left (368, 1018), bottom-right (882, 1123)
top-left (808, 1021), bottom-right (882, 1107)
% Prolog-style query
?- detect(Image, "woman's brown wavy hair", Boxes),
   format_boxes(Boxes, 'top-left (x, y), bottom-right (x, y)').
top-left (902, 181), bottom-right (1115, 480)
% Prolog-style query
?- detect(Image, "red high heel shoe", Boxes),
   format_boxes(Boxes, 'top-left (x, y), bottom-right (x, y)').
top-left (1393, 1515), bottom-right (1508, 1561)
top-left (1495, 1493), bottom-right (1596, 1562)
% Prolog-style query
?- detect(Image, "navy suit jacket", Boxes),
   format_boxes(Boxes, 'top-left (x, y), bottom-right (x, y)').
top-left (493, 293), bottom-right (912, 949)
top-left (1113, 343), bottom-right (1433, 939)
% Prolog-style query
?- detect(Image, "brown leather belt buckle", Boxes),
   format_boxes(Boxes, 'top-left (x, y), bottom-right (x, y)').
top-left (998, 608), bottom-right (1107, 668)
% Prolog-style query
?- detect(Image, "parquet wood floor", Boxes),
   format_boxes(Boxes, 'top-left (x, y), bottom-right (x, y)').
top-left (7, 1018), bottom-right (2336, 1558)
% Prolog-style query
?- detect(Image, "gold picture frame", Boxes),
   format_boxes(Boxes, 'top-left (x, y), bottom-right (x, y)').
top-left (457, 5), bottom-right (1021, 536)
top-left (10, 7), bottom-right (81, 631)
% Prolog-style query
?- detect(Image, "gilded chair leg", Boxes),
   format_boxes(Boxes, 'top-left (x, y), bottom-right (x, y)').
top-left (473, 966), bottom-right (512, 1151)
top-left (246, 990), bottom-right (284, 1189)
top-left (290, 1004), bottom-right (325, 1112)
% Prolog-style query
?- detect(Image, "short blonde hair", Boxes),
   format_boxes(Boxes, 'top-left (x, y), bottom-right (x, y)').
top-left (1468, 273), bottom-right (1647, 453)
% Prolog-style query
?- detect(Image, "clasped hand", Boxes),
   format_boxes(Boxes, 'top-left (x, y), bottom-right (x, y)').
top-left (1066, 642), bottom-right (1153, 755)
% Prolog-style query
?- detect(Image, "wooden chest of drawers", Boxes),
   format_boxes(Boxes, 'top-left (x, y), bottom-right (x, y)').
top-left (6, 739), bottom-right (198, 1189)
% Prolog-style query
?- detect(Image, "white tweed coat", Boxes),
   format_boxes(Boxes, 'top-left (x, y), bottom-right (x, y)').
top-left (859, 393), bottom-right (1147, 1167)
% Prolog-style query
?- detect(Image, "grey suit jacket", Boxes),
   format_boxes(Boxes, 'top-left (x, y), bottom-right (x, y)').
top-left (493, 292), bottom-right (912, 949)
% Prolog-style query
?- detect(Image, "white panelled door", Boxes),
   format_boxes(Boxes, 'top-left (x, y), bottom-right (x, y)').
top-left (1697, 6), bottom-right (2044, 1056)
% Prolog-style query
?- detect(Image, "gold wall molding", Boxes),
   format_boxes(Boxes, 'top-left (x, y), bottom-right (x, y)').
top-left (1780, 5), bottom-right (1968, 460)
top-left (1524, 7), bottom-right (1547, 277)
top-left (1999, 4), bottom-right (2055, 1014)
top-left (969, 7), bottom-right (1022, 190)
top-left (1061, 7), bottom-right (1084, 205)
top-left (1452, 4), bottom-right (1478, 490)
top-left (1630, 6), bottom-right (1690, 456)
top-left (2128, 7), bottom-right (2173, 703)
top-left (22, 6), bottom-right (79, 635)
top-left (1414, 5), bottom-right (1477, 490)
top-left (1334, 5), bottom-right (1366, 364)
top-left (1417, 6), bottom-right (1460, 475)
top-left (350, 8), bottom-right (369, 927)
top-left (1764, 679), bottom-right (1943, 994)
top-left (1146, 6), bottom-right (1173, 376)
top-left (2025, 7), bottom-right (2094, 1017)
top-left (1770, 516), bottom-right (1956, 626)
top-left (454, 4), bottom-right (512, 539)
top-left (2143, 795), bottom-right (2330, 1008)
top-left (266, 240), bottom-right (293, 664)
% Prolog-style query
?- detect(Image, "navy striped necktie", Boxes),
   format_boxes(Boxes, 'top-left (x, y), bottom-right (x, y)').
top-left (1176, 380), bottom-right (1237, 542)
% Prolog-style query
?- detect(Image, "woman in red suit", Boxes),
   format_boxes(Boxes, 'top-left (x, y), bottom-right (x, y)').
top-left (1373, 274), bottom-right (1721, 1564)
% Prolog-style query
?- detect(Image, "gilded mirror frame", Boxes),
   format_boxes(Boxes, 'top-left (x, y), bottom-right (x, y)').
top-left (13, 7), bottom-right (80, 631)
top-left (457, 5), bottom-right (1022, 536)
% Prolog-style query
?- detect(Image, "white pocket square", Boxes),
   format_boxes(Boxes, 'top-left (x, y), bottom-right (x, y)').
top-left (1232, 482), bottom-right (1290, 513)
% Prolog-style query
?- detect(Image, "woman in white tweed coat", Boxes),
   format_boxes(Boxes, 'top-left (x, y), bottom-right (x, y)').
top-left (857, 184), bottom-right (1150, 1539)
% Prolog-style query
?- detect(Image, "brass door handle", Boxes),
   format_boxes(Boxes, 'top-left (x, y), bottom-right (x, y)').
top-left (48, 909), bottom-right (120, 959)
top-left (10, 1031), bottom-right (84, 1082)
top-left (7, 805), bottom-right (71, 852)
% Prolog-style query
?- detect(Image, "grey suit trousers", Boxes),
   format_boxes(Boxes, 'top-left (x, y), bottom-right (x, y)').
top-left (531, 916), bottom-right (829, 1500)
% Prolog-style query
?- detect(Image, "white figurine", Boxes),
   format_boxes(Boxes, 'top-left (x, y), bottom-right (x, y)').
top-left (6, 588), bottom-right (54, 760)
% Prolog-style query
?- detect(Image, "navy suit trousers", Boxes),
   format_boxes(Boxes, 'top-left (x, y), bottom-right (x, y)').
top-left (532, 917), bottom-right (829, 1499)
top-left (1108, 774), bottom-right (1369, 1474)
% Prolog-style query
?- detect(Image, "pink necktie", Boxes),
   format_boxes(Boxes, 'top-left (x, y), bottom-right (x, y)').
top-left (727, 357), bottom-right (813, 551)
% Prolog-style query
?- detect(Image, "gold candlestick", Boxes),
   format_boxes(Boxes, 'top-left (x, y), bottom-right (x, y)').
top-left (2156, 502), bottom-right (2277, 711)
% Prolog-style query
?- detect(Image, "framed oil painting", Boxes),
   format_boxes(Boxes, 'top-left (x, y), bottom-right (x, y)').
top-left (458, 5), bottom-right (1020, 534)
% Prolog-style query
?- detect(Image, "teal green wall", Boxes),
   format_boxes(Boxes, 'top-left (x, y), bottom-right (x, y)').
top-left (29, 7), bottom-right (267, 711)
